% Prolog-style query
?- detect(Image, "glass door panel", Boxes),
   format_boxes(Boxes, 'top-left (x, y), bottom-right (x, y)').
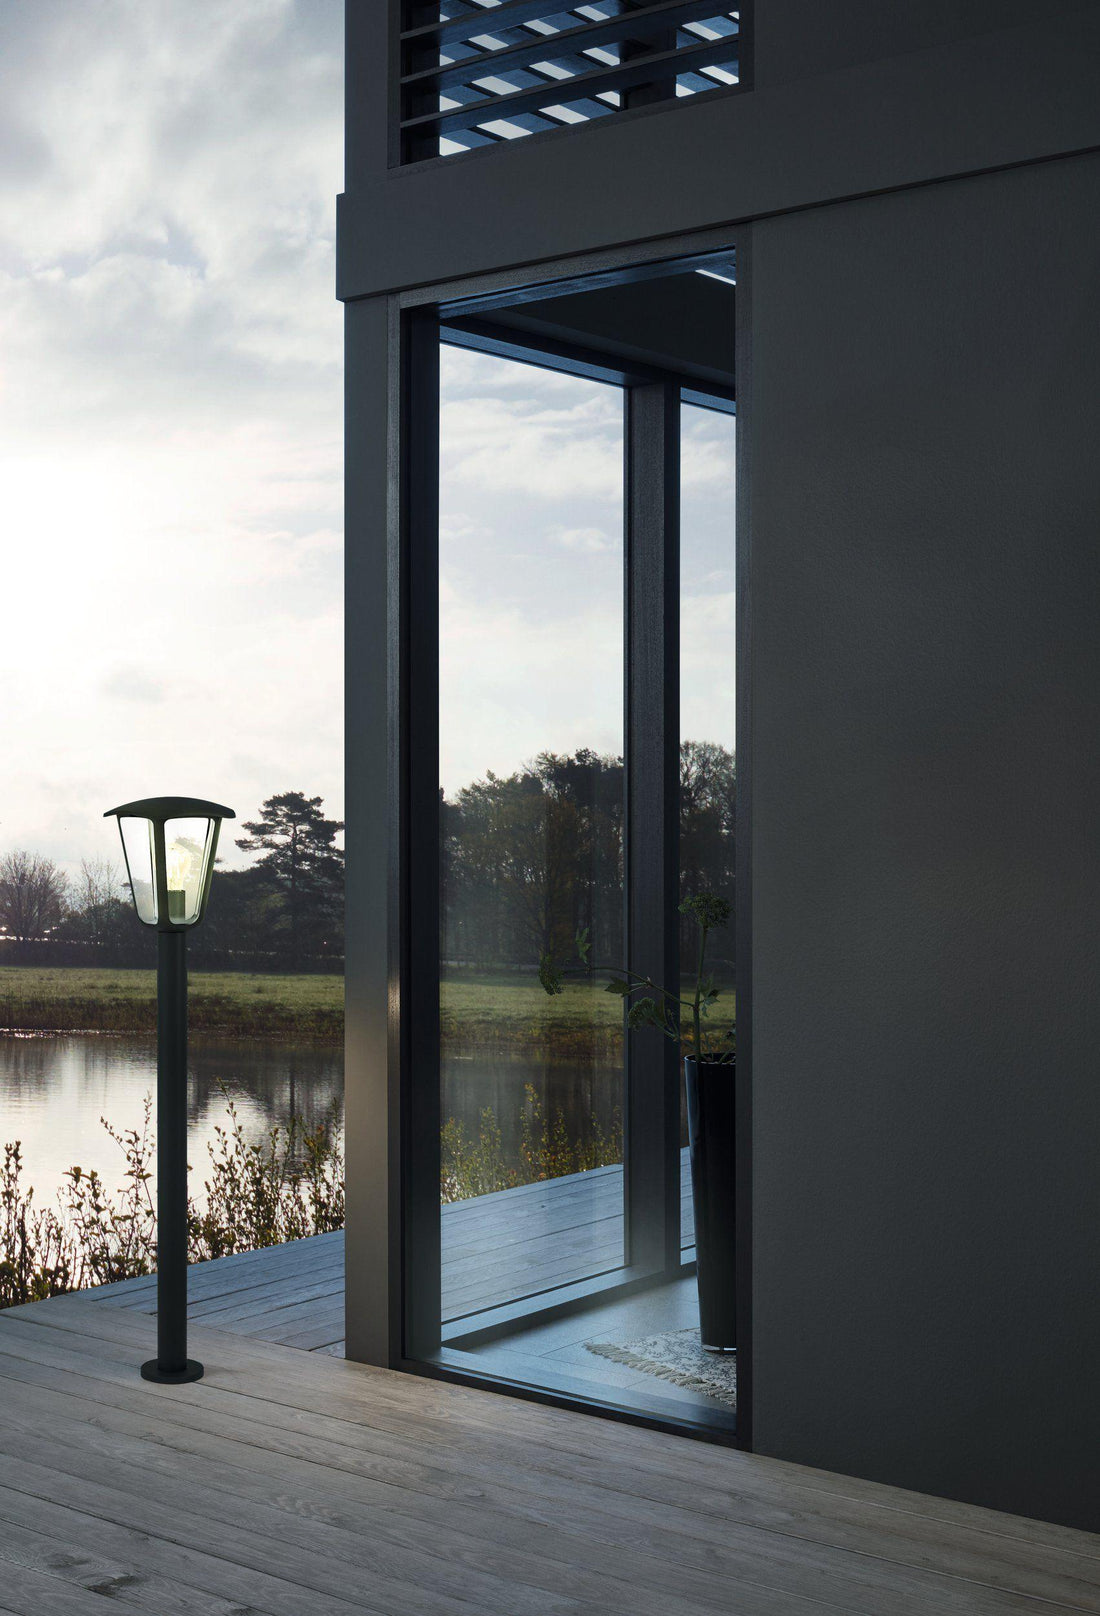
top-left (438, 343), bottom-right (626, 1322)
top-left (680, 401), bottom-right (737, 1245)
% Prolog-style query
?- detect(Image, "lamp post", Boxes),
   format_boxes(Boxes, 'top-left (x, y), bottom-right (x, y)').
top-left (105, 796), bottom-right (235, 1384)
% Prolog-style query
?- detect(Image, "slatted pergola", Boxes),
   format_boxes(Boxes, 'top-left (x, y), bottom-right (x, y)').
top-left (400, 0), bottom-right (747, 159)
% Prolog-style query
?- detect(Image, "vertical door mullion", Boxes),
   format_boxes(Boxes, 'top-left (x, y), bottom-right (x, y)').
top-left (402, 307), bottom-right (441, 1359)
top-left (733, 236), bottom-right (753, 1447)
top-left (624, 380), bottom-right (682, 1276)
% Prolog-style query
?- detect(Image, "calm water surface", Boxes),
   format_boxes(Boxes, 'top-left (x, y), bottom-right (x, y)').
top-left (0, 1033), bottom-right (343, 1210)
top-left (442, 1054), bottom-right (621, 1165)
top-left (0, 1033), bottom-right (622, 1211)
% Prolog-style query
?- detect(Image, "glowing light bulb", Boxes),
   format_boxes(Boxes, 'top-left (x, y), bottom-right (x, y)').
top-left (165, 837), bottom-right (202, 921)
top-left (166, 842), bottom-right (195, 888)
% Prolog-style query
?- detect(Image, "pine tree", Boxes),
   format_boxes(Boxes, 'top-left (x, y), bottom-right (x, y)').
top-left (235, 792), bottom-right (344, 967)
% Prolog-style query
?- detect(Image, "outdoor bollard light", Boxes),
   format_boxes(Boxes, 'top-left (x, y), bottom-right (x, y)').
top-left (105, 796), bottom-right (235, 1384)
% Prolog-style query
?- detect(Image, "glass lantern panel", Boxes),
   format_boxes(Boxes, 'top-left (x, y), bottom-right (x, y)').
top-left (119, 817), bottom-right (158, 925)
top-left (162, 817), bottom-right (215, 926)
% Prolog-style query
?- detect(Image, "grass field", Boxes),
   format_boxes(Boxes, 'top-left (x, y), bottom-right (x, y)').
top-left (0, 965), bottom-right (734, 1050)
top-left (0, 966), bottom-right (344, 1039)
top-left (440, 973), bottom-right (734, 1058)
top-left (441, 976), bottom-right (623, 1060)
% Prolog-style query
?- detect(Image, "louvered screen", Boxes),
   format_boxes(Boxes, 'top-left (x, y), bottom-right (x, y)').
top-left (400, 2), bottom-right (748, 161)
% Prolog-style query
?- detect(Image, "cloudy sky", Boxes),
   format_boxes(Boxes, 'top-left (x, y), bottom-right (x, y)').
top-left (0, 0), bottom-right (734, 878)
top-left (440, 347), bottom-right (735, 797)
top-left (0, 0), bottom-right (343, 873)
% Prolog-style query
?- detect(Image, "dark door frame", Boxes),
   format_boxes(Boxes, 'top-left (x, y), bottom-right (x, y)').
top-left (346, 228), bottom-right (753, 1448)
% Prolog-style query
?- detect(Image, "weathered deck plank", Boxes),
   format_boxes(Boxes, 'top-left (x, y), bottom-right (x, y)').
top-left (0, 1293), bottom-right (1093, 1616)
top-left (90, 1151), bottom-right (695, 1352)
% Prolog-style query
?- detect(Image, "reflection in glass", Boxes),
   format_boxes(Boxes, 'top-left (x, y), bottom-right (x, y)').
top-left (119, 817), bottom-right (158, 924)
top-left (439, 343), bottom-right (625, 1320)
top-left (680, 402), bottom-right (736, 1238)
top-left (163, 817), bottom-right (216, 925)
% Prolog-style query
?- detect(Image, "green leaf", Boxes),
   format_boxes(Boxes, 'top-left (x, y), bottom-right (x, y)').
top-left (627, 997), bottom-right (664, 1031)
top-left (679, 891), bottom-right (732, 931)
top-left (604, 977), bottom-right (632, 997)
top-left (538, 954), bottom-right (565, 996)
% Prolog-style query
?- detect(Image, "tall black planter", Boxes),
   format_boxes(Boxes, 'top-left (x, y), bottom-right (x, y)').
top-left (684, 1056), bottom-right (736, 1352)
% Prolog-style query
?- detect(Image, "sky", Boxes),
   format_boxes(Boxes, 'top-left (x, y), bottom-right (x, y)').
top-left (0, 0), bottom-right (344, 874)
top-left (439, 346), bottom-right (736, 798)
top-left (0, 0), bottom-right (735, 880)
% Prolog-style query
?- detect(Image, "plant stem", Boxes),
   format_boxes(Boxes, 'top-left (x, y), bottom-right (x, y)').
top-left (692, 922), bottom-right (707, 1062)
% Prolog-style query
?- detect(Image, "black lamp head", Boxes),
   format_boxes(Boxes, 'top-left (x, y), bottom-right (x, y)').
top-left (105, 796), bottom-right (235, 931)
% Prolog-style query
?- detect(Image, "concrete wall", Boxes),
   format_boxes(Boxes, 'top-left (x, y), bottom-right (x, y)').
top-left (745, 152), bottom-right (1100, 1531)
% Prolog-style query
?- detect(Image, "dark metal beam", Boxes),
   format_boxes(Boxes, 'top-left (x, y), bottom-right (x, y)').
top-left (400, 33), bottom-right (741, 141)
top-left (402, 1), bottom-right (740, 96)
top-left (344, 294), bottom-right (398, 1368)
top-left (402, 1), bottom-right (613, 49)
top-left (731, 227), bottom-right (752, 1450)
top-left (400, 307), bottom-right (443, 1361)
top-left (441, 314), bottom-right (704, 390)
top-left (624, 380), bottom-right (682, 1276)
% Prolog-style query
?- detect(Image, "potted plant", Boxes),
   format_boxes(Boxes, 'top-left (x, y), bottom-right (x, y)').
top-left (539, 893), bottom-right (736, 1352)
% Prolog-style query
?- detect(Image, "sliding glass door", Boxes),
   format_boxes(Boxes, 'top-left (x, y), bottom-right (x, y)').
top-left (438, 345), bottom-right (627, 1324)
top-left (398, 265), bottom-right (738, 1430)
top-left (680, 401), bottom-right (737, 1231)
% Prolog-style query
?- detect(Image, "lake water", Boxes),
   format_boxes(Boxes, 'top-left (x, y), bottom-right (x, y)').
top-left (0, 1032), bottom-right (623, 1212)
top-left (442, 1052), bottom-right (622, 1165)
top-left (0, 1033), bottom-right (344, 1211)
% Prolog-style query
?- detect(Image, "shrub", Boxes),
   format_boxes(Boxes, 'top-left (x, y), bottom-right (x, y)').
top-left (0, 1090), bottom-right (344, 1310)
top-left (0, 1143), bottom-right (74, 1307)
top-left (441, 1085), bottom-right (622, 1202)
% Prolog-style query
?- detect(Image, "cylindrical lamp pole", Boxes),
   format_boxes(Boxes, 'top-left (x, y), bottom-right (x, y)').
top-left (105, 795), bottom-right (234, 1385)
top-left (146, 926), bottom-right (200, 1381)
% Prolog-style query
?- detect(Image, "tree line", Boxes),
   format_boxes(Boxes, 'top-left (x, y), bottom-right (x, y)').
top-left (0, 792), bottom-right (344, 972)
top-left (2, 747), bottom-right (734, 978)
top-left (443, 740), bottom-right (735, 976)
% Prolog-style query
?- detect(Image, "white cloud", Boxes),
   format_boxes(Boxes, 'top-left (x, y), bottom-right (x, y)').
top-left (436, 352), bottom-right (738, 795)
top-left (440, 349), bottom-right (622, 502)
top-left (99, 666), bottom-right (171, 704)
top-left (681, 410), bottom-right (736, 493)
top-left (440, 588), bottom-right (623, 795)
top-left (0, 10), bottom-right (738, 873)
top-left (552, 526), bottom-right (615, 553)
top-left (0, 0), bottom-right (343, 872)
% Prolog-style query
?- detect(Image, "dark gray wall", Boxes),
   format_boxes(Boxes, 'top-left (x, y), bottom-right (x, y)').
top-left (745, 151), bottom-right (1100, 1531)
top-left (753, 0), bottom-right (1038, 84)
top-left (342, 0), bottom-right (1100, 1531)
top-left (339, 3), bottom-right (1100, 299)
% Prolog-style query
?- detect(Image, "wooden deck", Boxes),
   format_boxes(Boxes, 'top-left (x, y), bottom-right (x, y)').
top-left (91, 1155), bottom-right (696, 1353)
top-left (0, 1289), bottom-right (1095, 1615)
top-left (439, 1149), bottom-right (694, 1323)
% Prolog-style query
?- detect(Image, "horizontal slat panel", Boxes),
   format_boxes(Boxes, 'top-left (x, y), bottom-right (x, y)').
top-left (401, 1), bottom-right (747, 161)
top-left (403, 1), bottom-right (627, 49)
top-left (404, 0), bottom-right (738, 95)
top-left (403, 31), bottom-right (740, 140)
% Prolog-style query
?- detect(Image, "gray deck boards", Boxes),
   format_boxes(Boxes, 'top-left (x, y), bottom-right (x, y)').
top-left (0, 1291), bottom-right (1093, 1616)
top-left (91, 1152), bottom-right (696, 1352)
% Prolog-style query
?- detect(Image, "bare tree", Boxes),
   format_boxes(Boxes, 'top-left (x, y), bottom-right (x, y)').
top-left (0, 851), bottom-right (68, 943)
top-left (72, 856), bottom-right (127, 947)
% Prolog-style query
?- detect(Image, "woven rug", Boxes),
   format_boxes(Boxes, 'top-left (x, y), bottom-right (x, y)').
top-left (585, 1328), bottom-right (737, 1409)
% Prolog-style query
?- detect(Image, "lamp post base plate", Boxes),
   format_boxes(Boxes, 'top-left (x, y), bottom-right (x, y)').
top-left (141, 1358), bottom-right (204, 1384)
